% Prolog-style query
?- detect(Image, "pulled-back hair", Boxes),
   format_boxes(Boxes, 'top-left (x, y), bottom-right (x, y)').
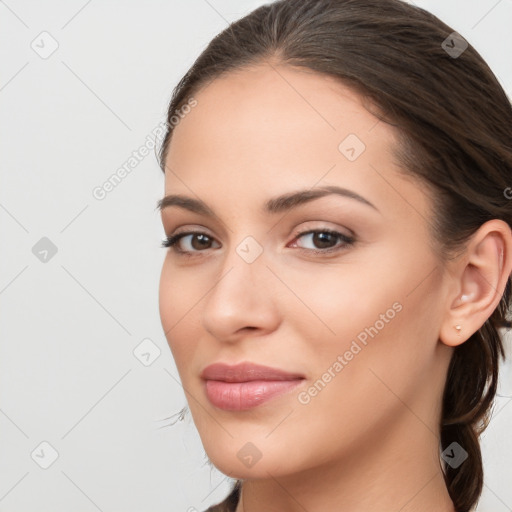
top-left (158, 1), bottom-right (512, 510)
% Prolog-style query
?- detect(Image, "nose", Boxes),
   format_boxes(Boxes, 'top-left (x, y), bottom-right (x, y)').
top-left (201, 240), bottom-right (280, 342)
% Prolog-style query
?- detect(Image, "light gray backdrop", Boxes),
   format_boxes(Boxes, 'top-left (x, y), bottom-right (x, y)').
top-left (1, 0), bottom-right (511, 511)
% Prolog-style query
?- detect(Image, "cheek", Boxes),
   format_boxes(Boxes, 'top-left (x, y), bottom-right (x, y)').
top-left (158, 260), bottom-right (203, 366)
top-left (158, 258), bottom-right (205, 327)
top-left (281, 250), bottom-right (432, 389)
top-left (276, 255), bottom-right (400, 348)
top-left (281, 272), bottom-right (421, 440)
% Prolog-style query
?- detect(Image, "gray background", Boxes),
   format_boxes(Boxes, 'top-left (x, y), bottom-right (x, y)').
top-left (0, 0), bottom-right (511, 511)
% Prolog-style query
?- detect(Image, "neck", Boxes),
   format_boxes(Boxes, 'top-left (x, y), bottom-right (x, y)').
top-left (235, 417), bottom-right (456, 512)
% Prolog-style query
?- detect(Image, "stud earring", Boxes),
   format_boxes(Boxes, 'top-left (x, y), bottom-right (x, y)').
top-left (454, 325), bottom-right (462, 334)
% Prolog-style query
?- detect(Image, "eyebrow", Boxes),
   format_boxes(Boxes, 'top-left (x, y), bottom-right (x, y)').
top-left (156, 185), bottom-right (379, 216)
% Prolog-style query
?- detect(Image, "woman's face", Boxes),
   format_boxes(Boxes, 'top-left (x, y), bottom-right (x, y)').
top-left (158, 63), bottom-right (453, 478)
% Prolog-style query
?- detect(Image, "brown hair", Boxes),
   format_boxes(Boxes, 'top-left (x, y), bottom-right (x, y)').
top-left (158, 1), bottom-right (512, 510)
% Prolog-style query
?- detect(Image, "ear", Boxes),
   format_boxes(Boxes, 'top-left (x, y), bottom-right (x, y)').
top-left (439, 219), bottom-right (512, 347)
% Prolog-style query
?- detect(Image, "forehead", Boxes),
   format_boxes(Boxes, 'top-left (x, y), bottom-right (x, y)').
top-left (168, 62), bottom-right (388, 158)
top-left (162, 63), bottom-right (431, 224)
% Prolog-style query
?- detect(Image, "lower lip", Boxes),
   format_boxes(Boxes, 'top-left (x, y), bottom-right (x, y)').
top-left (204, 379), bottom-right (304, 411)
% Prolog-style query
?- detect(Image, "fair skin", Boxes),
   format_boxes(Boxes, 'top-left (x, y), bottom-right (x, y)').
top-left (158, 62), bottom-right (512, 512)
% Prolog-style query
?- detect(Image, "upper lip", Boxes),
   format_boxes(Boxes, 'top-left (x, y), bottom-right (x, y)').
top-left (201, 362), bottom-right (305, 382)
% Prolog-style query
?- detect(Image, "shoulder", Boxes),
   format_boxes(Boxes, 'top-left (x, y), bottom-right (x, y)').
top-left (202, 481), bottom-right (241, 512)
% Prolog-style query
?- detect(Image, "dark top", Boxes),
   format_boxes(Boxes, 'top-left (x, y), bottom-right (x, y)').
top-left (203, 481), bottom-right (241, 512)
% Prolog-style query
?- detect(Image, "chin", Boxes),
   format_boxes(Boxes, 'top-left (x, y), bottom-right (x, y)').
top-left (200, 435), bottom-right (303, 480)
top-left (206, 452), bottom-right (288, 480)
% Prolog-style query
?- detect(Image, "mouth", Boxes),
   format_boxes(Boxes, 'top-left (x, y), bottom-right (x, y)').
top-left (201, 361), bottom-right (306, 411)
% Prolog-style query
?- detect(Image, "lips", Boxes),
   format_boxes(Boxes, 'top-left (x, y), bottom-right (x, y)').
top-left (201, 361), bottom-right (305, 382)
top-left (201, 362), bottom-right (305, 410)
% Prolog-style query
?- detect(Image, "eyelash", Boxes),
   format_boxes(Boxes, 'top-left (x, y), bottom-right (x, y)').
top-left (161, 228), bottom-right (355, 257)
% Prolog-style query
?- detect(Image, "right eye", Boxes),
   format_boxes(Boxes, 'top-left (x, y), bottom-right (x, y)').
top-left (161, 231), bottom-right (221, 256)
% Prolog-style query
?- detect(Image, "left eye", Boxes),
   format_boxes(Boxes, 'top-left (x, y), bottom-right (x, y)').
top-left (290, 229), bottom-right (354, 252)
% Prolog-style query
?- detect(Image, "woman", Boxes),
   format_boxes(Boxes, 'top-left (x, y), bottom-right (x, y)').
top-left (156, 0), bottom-right (512, 511)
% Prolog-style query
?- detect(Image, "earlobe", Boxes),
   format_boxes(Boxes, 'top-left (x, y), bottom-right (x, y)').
top-left (439, 220), bottom-right (512, 348)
